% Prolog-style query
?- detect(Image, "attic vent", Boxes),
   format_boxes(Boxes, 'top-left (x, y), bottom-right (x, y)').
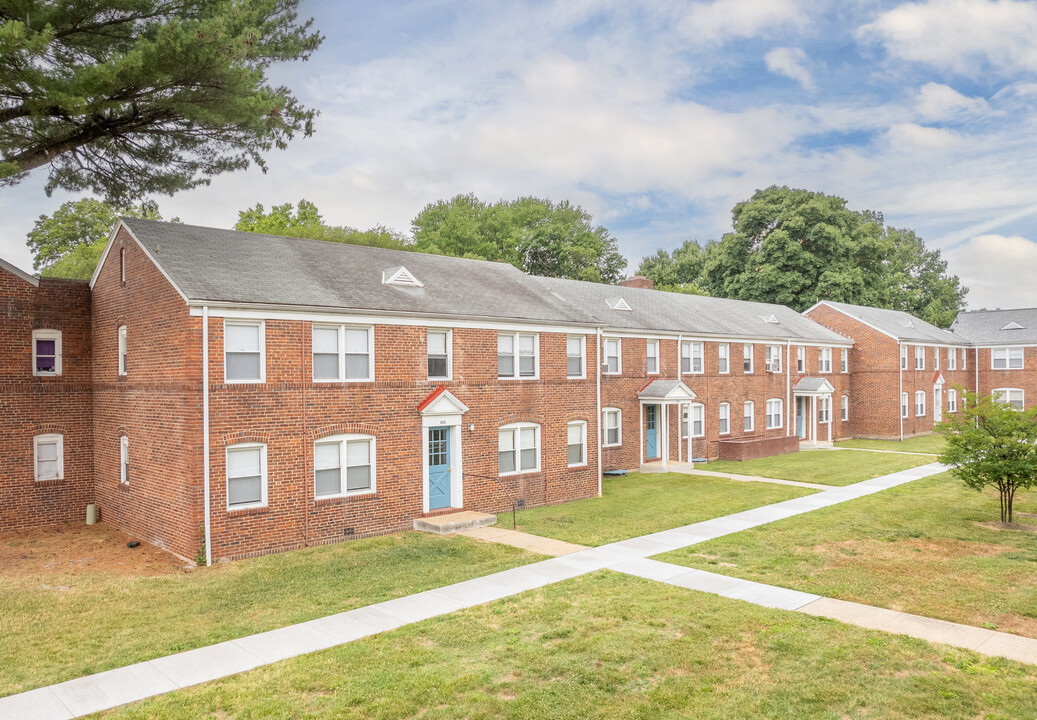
top-left (898, 319), bottom-right (915, 328)
top-left (759, 313), bottom-right (780, 324)
top-left (1002, 321), bottom-right (1025, 330)
top-left (606, 297), bottom-right (633, 311)
top-left (382, 266), bottom-right (423, 288)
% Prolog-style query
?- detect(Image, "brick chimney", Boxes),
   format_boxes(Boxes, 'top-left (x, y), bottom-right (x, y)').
top-left (620, 275), bottom-right (653, 290)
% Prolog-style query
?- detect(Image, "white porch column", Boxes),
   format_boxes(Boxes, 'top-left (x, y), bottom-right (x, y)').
top-left (661, 404), bottom-right (669, 468)
top-left (811, 396), bottom-right (818, 443)
top-left (639, 402), bottom-right (644, 466)
top-left (677, 402), bottom-right (682, 464)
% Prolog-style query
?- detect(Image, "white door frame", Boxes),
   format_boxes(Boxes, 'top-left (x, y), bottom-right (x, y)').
top-left (419, 389), bottom-right (469, 514)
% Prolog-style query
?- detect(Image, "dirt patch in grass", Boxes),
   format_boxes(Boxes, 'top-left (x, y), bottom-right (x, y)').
top-left (0, 522), bottom-right (187, 578)
top-left (809, 537), bottom-right (1013, 563)
top-left (974, 521), bottom-right (1037, 535)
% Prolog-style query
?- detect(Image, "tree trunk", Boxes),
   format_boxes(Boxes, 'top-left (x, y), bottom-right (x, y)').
top-left (1007, 485), bottom-right (1016, 524)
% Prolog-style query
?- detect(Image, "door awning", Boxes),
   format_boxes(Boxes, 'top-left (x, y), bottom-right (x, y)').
top-left (637, 379), bottom-right (697, 403)
top-left (793, 377), bottom-right (835, 396)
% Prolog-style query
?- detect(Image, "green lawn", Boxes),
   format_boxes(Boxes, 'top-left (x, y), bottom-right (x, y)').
top-left (100, 572), bottom-right (1037, 720)
top-left (659, 474), bottom-right (1037, 637)
top-left (836, 435), bottom-right (945, 454)
top-left (511, 472), bottom-right (814, 546)
top-left (0, 531), bottom-right (539, 697)
top-left (701, 449), bottom-right (935, 486)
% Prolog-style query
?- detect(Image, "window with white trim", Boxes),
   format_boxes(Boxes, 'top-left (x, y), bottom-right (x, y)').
top-left (499, 423), bottom-right (540, 475)
top-left (225, 321), bottom-right (265, 383)
top-left (765, 345), bottom-right (782, 373)
top-left (743, 401), bottom-right (754, 432)
top-left (683, 403), bottom-right (704, 438)
top-left (718, 402), bottom-right (730, 435)
top-left (901, 392), bottom-right (909, 419)
top-left (841, 394), bottom-right (849, 421)
top-left (603, 337), bottom-right (621, 374)
top-left (818, 397), bottom-right (831, 423)
top-left (900, 345), bottom-right (908, 370)
top-left (743, 344), bottom-right (754, 373)
top-left (947, 389), bottom-right (957, 413)
top-left (602, 408), bottom-right (621, 446)
top-left (118, 326), bottom-right (127, 376)
top-left (841, 348), bottom-right (848, 373)
top-left (947, 348), bottom-right (956, 370)
top-left (498, 333), bottom-right (538, 379)
top-left (718, 343), bottom-right (730, 374)
top-left (962, 348), bottom-right (967, 370)
top-left (818, 347), bottom-right (832, 373)
top-left (226, 443), bottom-right (267, 509)
top-left (567, 421), bottom-right (587, 467)
top-left (646, 340), bottom-right (659, 374)
top-left (34, 434), bottom-right (63, 481)
top-left (915, 390), bottom-right (926, 417)
top-left (682, 341), bottom-right (703, 374)
top-left (994, 388), bottom-right (1024, 411)
top-left (315, 435), bottom-right (375, 497)
top-left (992, 347), bottom-right (1023, 370)
top-left (566, 336), bottom-right (585, 379)
top-left (934, 347), bottom-right (940, 370)
top-left (312, 324), bottom-right (374, 382)
top-left (797, 345), bottom-right (805, 373)
top-left (120, 435), bottom-right (129, 485)
top-left (32, 329), bottom-right (61, 376)
top-left (427, 330), bottom-right (451, 380)
top-left (914, 346), bottom-right (925, 370)
top-left (766, 399), bottom-right (783, 429)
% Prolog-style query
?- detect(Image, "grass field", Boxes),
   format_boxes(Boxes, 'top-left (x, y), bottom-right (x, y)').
top-left (659, 474), bottom-right (1037, 637)
top-left (0, 529), bottom-right (538, 697)
top-left (99, 572), bottom-right (1037, 720)
top-left (701, 449), bottom-right (935, 486)
top-left (511, 472), bottom-right (814, 546)
top-left (836, 435), bottom-right (946, 454)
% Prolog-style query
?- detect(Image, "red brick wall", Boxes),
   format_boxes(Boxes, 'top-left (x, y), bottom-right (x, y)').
top-left (718, 434), bottom-right (799, 461)
top-left (0, 270), bottom-right (93, 530)
top-left (973, 347), bottom-right (1037, 407)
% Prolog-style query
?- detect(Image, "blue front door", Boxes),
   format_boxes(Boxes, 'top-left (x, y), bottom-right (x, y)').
top-left (645, 405), bottom-right (659, 459)
top-left (428, 427), bottom-right (451, 510)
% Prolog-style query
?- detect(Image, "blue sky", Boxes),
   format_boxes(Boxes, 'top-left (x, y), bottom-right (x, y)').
top-left (3, 0), bottom-right (1037, 309)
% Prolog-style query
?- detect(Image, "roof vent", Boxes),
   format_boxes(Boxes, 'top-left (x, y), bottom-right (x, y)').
top-left (1002, 321), bottom-right (1025, 330)
top-left (606, 297), bottom-right (633, 311)
top-left (759, 313), bottom-right (780, 324)
top-left (898, 319), bottom-right (915, 328)
top-left (382, 266), bottom-right (423, 288)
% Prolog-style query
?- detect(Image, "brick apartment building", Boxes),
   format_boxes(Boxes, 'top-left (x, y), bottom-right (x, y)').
top-left (1, 219), bottom-right (1032, 562)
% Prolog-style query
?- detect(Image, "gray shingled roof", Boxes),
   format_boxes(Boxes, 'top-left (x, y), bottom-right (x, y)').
top-left (793, 377), bottom-right (835, 394)
top-left (121, 218), bottom-right (596, 326)
top-left (815, 301), bottom-right (963, 345)
top-left (536, 276), bottom-right (852, 344)
top-left (950, 308), bottom-right (1037, 345)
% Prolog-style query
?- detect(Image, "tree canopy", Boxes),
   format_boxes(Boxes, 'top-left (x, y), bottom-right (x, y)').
top-left (0, 0), bottom-right (322, 204)
top-left (234, 199), bottom-right (411, 250)
top-left (412, 194), bottom-right (627, 283)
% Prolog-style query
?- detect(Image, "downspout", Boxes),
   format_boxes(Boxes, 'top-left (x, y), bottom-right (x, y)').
top-left (202, 306), bottom-right (211, 567)
top-left (785, 341), bottom-right (792, 437)
top-left (898, 340), bottom-right (904, 442)
top-left (973, 347), bottom-right (978, 400)
top-left (596, 327), bottom-right (602, 497)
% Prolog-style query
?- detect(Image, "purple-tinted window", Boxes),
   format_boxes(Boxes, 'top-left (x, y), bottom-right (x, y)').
top-left (36, 339), bottom-right (56, 373)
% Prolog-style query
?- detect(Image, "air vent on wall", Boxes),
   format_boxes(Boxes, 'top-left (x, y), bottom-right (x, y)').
top-left (606, 297), bottom-right (632, 311)
top-left (382, 266), bottom-right (424, 287)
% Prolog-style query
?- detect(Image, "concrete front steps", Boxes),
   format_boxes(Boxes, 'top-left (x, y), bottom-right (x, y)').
top-left (413, 511), bottom-right (497, 535)
top-left (638, 461), bottom-right (696, 474)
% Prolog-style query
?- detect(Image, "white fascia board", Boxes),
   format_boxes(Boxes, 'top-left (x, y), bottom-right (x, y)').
top-left (970, 342), bottom-right (1037, 349)
top-left (600, 327), bottom-right (853, 347)
top-left (0, 257), bottom-right (39, 286)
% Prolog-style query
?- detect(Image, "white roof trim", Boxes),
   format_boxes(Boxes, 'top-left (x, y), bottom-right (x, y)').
top-left (0, 257), bottom-right (39, 287)
top-left (605, 297), bottom-right (632, 311)
top-left (420, 388), bottom-right (469, 416)
top-left (382, 265), bottom-right (424, 288)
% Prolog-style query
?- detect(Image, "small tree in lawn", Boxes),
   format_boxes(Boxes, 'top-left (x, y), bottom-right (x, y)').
top-left (937, 389), bottom-right (1037, 524)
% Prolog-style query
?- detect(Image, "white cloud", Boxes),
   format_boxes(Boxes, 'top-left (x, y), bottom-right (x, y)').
top-left (765, 47), bottom-right (815, 90)
top-left (915, 82), bottom-right (989, 122)
top-left (858, 0), bottom-right (1037, 75)
top-left (947, 234), bottom-right (1037, 308)
top-left (885, 122), bottom-right (962, 151)
top-left (678, 0), bottom-right (809, 44)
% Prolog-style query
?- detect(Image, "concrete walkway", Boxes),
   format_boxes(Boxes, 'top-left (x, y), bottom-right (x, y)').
top-left (8, 461), bottom-right (1035, 720)
top-left (684, 468), bottom-right (832, 491)
top-left (457, 526), bottom-right (587, 555)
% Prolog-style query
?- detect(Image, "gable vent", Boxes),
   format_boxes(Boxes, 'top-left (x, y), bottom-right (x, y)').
top-left (759, 313), bottom-right (780, 324)
top-left (898, 319), bottom-right (915, 328)
top-left (1002, 321), bottom-right (1025, 330)
top-left (606, 297), bottom-right (632, 311)
top-left (382, 266), bottom-right (424, 288)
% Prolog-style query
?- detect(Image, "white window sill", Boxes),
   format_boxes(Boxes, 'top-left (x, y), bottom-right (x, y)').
top-left (499, 468), bottom-right (541, 478)
top-left (603, 442), bottom-right (622, 448)
top-left (227, 502), bottom-right (267, 511)
top-left (567, 461), bottom-right (588, 469)
top-left (498, 376), bottom-right (540, 381)
top-left (316, 488), bottom-right (376, 500)
top-left (225, 378), bottom-right (265, 385)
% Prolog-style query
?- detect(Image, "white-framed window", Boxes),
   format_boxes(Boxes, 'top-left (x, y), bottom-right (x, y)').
top-left (818, 347), bottom-right (832, 373)
top-left (915, 390), bottom-right (926, 417)
top-left (118, 326), bottom-right (127, 376)
top-left (718, 402), bottom-right (730, 435)
top-left (566, 335), bottom-right (585, 379)
top-left (743, 344), bottom-right (754, 373)
top-left (646, 339), bottom-right (659, 374)
top-left (766, 398), bottom-right (783, 429)
top-left (567, 421), bottom-right (587, 467)
top-left (797, 346), bottom-right (805, 373)
top-left (34, 434), bottom-right (63, 481)
top-left (314, 434), bottom-right (376, 498)
top-left (841, 394), bottom-right (849, 421)
top-left (602, 408), bottom-right (621, 447)
top-left (225, 321), bottom-right (265, 383)
top-left (427, 329), bottom-right (451, 380)
top-left (841, 348), bottom-right (848, 373)
top-left (683, 403), bottom-right (705, 438)
top-left (743, 401), bottom-right (754, 432)
top-left (962, 348), bottom-right (967, 371)
top-left (682, 341), bottom-right (703, 374)
top-left (226, 443), bottom-right (267, 509)
top-left (32, 329), bottom-right (62, 376)
top-left (818, 397), bottom-right (831, 423)
top-left (498, 333), bottom-right (538, 379)
top-left (994, 388), bottom-right (1025, 411)
top-left (120, 435), bottom-right (129, 485)
top-left (947, 389), bottom-right (957, 413)
top-left (947, 348), bottom-right (956, 371)
top-left (765, 345), bottom-right (782, 373)
top-left (120, 247), bottom-right (126, 282)
top-left (718, 343), bottom-right (730, 374)
top-left (992, 347), bottom-right (1024, 370)
top-left (901, 392), bottom-right (909, 419)
top-left (934, 347), bottom-right (940, 370)
top-left (313, 324), bottom-right (374, 382)
top-left (914, 346), bottom-right (925, 370)
top-left (499, 423), bottom-right (540, 475)
top-left (900, 345), bottom-right (908, 370)
top-left (603, 337), bottom-right (622, 375)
